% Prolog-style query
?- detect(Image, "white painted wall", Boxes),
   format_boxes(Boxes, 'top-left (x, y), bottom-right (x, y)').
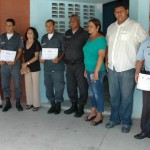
top-left (130, 0), bottom-right (149, 118)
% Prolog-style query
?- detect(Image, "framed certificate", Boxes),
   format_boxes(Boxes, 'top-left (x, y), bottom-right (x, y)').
top-left (0, 49), bottom-right (16, 61)
top-left (41, 48), bottom-right (58, 60)
top-left (137, 73), bottom-right (150, 91)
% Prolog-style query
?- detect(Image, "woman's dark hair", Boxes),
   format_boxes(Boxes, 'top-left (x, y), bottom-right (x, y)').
top-left (6, 18), bottom-right (15, 26)
top-left (88, 18), bottom-right (104, 35)
top-left (24, 27), bottom-right (39, 41)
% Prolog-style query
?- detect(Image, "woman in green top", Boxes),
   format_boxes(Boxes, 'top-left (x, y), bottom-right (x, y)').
top-left (83, 18), bottom-right (106, 126)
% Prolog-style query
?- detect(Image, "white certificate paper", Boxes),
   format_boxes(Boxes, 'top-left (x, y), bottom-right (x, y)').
top-left (41, 48), bottom-right (58, 60)
top-left (0, 49), bottom-right (16, 61)
top-left (137, 73), bottom-right (150, 91)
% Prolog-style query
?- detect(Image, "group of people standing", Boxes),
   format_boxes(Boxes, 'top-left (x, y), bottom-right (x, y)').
top-left (0, 2), bottom-right (149, 139)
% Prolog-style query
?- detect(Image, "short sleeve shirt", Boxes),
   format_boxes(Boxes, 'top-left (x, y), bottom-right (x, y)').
top-left (136, 38), bottom-right (150, 71)
top-left (0, 32), bottom-right (24, 51)
top-left (83, 36), bottom-right (107, 72)
top-left (41, 32), bottom-right (65, 72)
top-left (23, 40), bottom-right (41, 72)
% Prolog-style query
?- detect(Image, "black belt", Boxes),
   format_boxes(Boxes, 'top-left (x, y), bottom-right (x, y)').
top-left (64, 58), bottom-right (84, 65)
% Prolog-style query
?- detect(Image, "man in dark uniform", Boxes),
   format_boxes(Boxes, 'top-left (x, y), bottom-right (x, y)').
top-left (0, 18), bottom-right (24, 112)
top-left (41, 19), bottom-right (65, 114)
top-left (64, 14), bottom-right (89, 117)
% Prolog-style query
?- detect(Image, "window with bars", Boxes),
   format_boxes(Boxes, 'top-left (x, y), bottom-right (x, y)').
top-left (51, 1), bottom-right (96, 33)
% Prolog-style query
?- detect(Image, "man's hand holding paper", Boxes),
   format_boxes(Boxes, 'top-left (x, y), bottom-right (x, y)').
top-left (0, 49), bottom-right (16, 62)
top-left (137, 73), bottom-right (150, 91)
top-left (41, 48), bottom-right (58, 60)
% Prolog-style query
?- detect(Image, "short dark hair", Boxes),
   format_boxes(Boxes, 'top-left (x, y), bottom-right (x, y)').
top-left (45, 19), bottom-right (55, 25)
top-left (115, 2), bottom-right (128, 10)
top-left (6, 18), bottom-right (15, 26)
top-left (24, 27), bottom-right (39, 41)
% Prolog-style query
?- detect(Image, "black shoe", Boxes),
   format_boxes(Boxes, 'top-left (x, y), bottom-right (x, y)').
top-left (2, 97), bottom-right (12, 112)
top-left (134, 132), bottom-right (150, 139)
top-left (74, 105), bottom-right (84, 117)
top-left (0, 105), bottom-right (2, 108)
top-left (16, 104), bottom-right (23, 111)
top-left (122, 126), bottom-right (130, 133)
top-left (47, 101), bottom-right (56, 114)
top-left (105, 121), bottom-right (120, 128)
top-left (91, 117), bottom-right (103, 126)
top-left (16, 99), bottom-right (23, 111)
top-left (26, 105), bottom-right (33, 109)
top-left (64, 102), bottom-right (78, 114)
top-left (84, 114), bottom-right (96, 121)
top-left (54, 102), bottom-right (61, 115)
top-left (32, 107), bottom-right (39, 111)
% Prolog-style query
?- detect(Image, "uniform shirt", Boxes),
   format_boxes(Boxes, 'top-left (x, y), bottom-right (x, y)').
top-left (0, 32), bottom-right (24, 52)
top-left (41, 32), bottom-right (65, 72)
top-left (23, 40), bottom-right (41, 72)
top-left (83, 36), bottom-right (107, 72)
top-left (136, 37), bottom-right (150, 71)
top-left (106, 18), bottom-right (147, 72)
top-left (64, 27), bottom-right (89, 60)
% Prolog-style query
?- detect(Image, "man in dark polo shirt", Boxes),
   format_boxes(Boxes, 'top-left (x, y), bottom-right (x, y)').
top-left (41, 19), bottom-right (65, 114)
top-left (64, 14), bottom-right (89, 117)
top-left (0, 18), bottom-right (24, 112)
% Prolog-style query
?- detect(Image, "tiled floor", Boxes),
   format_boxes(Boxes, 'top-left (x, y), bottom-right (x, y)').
top-left (0, 103), bottom-right (149, 150)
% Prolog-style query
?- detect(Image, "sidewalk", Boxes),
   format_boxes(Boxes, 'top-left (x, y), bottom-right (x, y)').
top-left (0, 104), bottom-right (149, 150)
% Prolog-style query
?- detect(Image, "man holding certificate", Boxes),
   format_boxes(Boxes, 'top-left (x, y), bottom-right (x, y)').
top-left (134, 37), bottom-right (150, 139)
top-left (41, 19), bottom-right (65, 114)
top-left (0, 18), bottom-right (24, 112)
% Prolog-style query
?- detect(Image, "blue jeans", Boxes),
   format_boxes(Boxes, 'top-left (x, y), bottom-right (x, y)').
top-left (1, 61), bottom-right (21, 99)
top-left (44, 70), bottom-right (65, 102)
top-left (108, 69), bottom-right (136, 127)
top-left (86, 71), bottom-right (106, 112)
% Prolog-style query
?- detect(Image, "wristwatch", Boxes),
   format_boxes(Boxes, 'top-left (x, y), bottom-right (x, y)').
top-left (27, 62), bottom-right (30, 65)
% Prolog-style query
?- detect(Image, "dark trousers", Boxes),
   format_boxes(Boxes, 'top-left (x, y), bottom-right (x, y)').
top-left (44, 70), bottom-right (65, 103)
top-left (1, 61), bottom-right (21, 99)
top-left (66, 62), bottom-right (88, 105)
top-left (141, 91), bottom-right (150, 134)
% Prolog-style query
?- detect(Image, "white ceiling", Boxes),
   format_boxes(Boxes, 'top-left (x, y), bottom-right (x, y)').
top-left (53, 0), bottom-right (115, 4)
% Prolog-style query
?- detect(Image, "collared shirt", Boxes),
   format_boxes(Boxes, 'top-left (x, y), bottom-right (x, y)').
top-left (64, 27), bottom-right (89, 61)
top-left (136, 37), bottom-right (150, 72)
top-left (0, 32), bottom-right (24, 51)
top-left (41, 32), bottom-right (65, 72)
top-left (106, 18), bottom-right (148, 72)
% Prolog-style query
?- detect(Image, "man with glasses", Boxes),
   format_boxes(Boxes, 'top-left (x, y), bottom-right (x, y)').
top-left (105, 2), bottom-right (147, 133)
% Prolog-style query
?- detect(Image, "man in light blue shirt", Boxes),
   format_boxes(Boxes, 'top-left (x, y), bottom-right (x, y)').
top-left (134, 37), bottom-right (150, 139)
